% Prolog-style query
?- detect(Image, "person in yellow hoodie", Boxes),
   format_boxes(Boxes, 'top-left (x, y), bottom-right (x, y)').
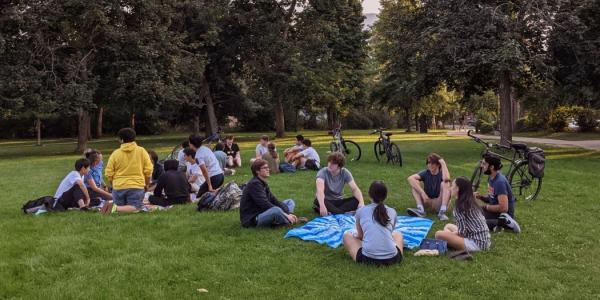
top-left (101, 128), bottom-right (153, 214)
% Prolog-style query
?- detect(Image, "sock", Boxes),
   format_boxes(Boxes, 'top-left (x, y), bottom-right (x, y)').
top-left (417, 204), bottom-right (424, 213)
top-left (439, 205), bottom-right (447, 214)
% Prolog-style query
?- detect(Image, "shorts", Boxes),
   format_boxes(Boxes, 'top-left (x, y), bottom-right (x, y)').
top-left (464, 238), bottom-right (482, 252)
top-left (356, 247), bottom-right (403, 266)
top-left (112, 188), bottom-right (145, 209)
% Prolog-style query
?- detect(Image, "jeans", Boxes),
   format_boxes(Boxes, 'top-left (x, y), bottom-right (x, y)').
top-left (256, 199), bottom-right (295, 227)
top-left (112, 188), bottom-right (145, 209)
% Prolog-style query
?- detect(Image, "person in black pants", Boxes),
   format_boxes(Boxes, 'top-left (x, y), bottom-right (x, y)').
top-left (148, 160), bottom-right (191, 207)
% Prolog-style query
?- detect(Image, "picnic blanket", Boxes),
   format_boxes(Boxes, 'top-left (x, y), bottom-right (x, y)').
top-left (284, 214), bottom-right (433, 249)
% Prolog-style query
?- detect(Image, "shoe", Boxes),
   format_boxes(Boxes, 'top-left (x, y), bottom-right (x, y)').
top-left (448, 250), bottom-right (473, 261)
top-left (407, 208), bottom-right (425, 218)
top-left (499, 213), bottom-right (521, 233)
top-left (100, 201), bottom-right (114, 215)
top-left (438, 212), bottom-right (449, 221)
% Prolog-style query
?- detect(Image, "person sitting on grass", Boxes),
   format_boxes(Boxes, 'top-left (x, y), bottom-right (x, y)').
top-left (343, 181), bottom-right (404, 266)
top-left (176, 141), bottom-right (189, 171)
top-left (188, 134), bottom-right (224, 197)
top-left (148, 160), bottom-right (191, 207)
top-left (102, 128), bottom-right (154, 214)
top-left (213, 144), bottom-right (235, 176)
top-left (83, 150), bottom-right (112, 204)
top-left (54, 158), bottom-right (93, 211)
top-left (406, 153), bottom-right (452, 220)
top-left (284, 134), bottom-right (305, 162)
top-left (240, 159), bottom-right (305, 228)
top-left (148, 150), bottom-right (164, 186)
top-left (182, 147), bottom-right (205, 194)
top-left (262, 142), bottom-right (280, 174)
top-left (291, 138), bottom-right (320, 170)
top-left (435, 177), bottom-right (491, 254)
top-left (475, 154), bottom-right (521, 233)
top-left (223, 135), bottom-right (242, 168)
top-left (250, 135), bottom-right (270, 164)
top-left (313, 152), bottom-right (364, 216)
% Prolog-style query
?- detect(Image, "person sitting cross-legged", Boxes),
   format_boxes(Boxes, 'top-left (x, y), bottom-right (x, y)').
top-left (240, 159), bottom-right (305, 227)
top-left (54, 158), bottom-right (93, 211)
top-left (250, 135), bottom-right (270, 164)
top-left (313, 152), bottom-right (364, 216)
top-left (406, 153), bottom-right (452, 220)
top-left (291, 138), bottom-right (320, 170)
top-left (148, 159), bottom-right (191, 207)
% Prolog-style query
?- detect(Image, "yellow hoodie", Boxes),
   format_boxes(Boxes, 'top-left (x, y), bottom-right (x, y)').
top-left (105, 142), bottom-right (153, 190)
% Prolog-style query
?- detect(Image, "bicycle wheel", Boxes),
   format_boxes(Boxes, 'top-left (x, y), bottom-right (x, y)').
top-left (342, 140), bottom-right (361, 162)
top-left (389, 143), bottom-right (402, 166)
top-left (470, 161), bottom-right (483, 191)
top-left (374, 141), bottom-right (385, 162)
top-left (330, 141), bottom-right (339, 153)
top-left (508, 162), bottom-right (542, 201)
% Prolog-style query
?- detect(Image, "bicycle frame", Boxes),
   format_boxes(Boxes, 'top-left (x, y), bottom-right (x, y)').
top-left (469, 132), bottom-right (525, 177)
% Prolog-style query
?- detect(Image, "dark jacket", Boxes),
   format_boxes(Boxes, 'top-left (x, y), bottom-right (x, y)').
top-left (154, 170), bottom-right (190, 202)
top-left (240, 176), bottom-right (290, 227)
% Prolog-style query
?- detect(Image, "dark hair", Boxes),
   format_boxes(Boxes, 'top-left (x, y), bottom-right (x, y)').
top-left (454, 177), bottom-right (481, 213)
top-left (163, 159), bottom-right (179, 171)
top-left (327, 152), bottom-right (345, 168)
top-left (85, 150), bottom-right (100, 164)
top-left (484, 154), bottom-right (502, 171)
top-left (226, 135), bottom-right (234, 140)
top-left (215, 142), bottom-right (225, 151)
top-left (251, 159), bottom-right (268, 177)
top-left (147, 150), bottom-right (158, 163)
top-left (183, 147), bottom-right (196, 158)
top-left (188, 134), bottom-right (204, 148)
top-left (369, 181), bottom-right (390, 227)
top-left (75, 158), bottom-right (91, 171)
top-left (118, 128), bottom-right (136, 143)
top-left (302, 138), bottom-right (312, 147)
top-left (267, 143), bottom-right (279, 159)
top-left (296, 134), bottom-right (304, 141)
top-left (181, 141), bottom-right (189, 148)
top-left (260, 135), bottom-right (269, 141)
top-left (426, 153), bottom-right (441, 166)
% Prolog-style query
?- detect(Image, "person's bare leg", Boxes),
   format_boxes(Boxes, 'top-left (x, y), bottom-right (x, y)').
top-left (392, 231), bottom-right (404, 255)
top-left (440, 182), bottom-right (451, 211)
top-left (444, 223), bottom-right (458, 233)
top-left (343, 232), bottom-right (363, 261)
top-left (435, 230), bottom-right (465, 250)
top-left (116, 205), bottom-right (138, 213)
top-left (235, 156), bottom-right (242, 168)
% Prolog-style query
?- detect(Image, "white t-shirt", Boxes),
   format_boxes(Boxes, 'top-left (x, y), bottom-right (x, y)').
top-left (177, 149), bottom-right (186, 167)
top-left (54, 171), bottom-right (83, 199)
top-left (256, 144), bottom-right (269, 157)
top-left (301, 147), bottom-right (320, 167)
top-left (186, 163), bottom-right (205, 186)
top-left (195, 146), bottom-right (224, 177)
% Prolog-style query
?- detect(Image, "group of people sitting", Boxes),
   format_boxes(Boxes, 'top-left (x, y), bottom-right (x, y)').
top-left (50, 127), bottom-right (522, 266)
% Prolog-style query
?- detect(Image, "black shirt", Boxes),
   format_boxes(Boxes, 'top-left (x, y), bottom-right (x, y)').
top-left (240, 176), bottom-right (290, 227)
top-left (154, 170), bottom-right (190, 201)
top-left (223, 143), bottom-right (240, 157)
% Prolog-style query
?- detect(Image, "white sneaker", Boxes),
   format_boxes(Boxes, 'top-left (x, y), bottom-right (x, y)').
top-left (499, 213), bottom-right (521, 233)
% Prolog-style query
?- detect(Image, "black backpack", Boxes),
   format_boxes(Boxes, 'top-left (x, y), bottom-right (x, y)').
top-left (22, 196), bottom-right (57, 214)
top-left (527, 147), bottom-right (545, 178)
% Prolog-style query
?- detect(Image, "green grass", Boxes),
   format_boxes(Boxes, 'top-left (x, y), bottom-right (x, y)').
top-left (1, 130), bottom-right (599, 299)
top-left (514, 130), bottom-right (600, 140)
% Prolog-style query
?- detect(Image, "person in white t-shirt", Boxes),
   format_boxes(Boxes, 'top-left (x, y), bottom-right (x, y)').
top-left (183, 147), bottom-right (205, 193)
top-left (250, 135), bottom-right (270, 164)
top-left (54, 158), bottom-right (92, 210)
top-left (176, 141), bottom-right (189, 171)
top-left (284, 134), bottom-right (305, 162)
top-left (189, 134), bottom-right (225, 197)
top-left (291, 139), bottom-right (320, 170)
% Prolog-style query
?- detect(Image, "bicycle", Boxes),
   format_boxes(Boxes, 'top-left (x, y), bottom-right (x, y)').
top-left (467, 130), bottom-right (542, 201)
top-left (329, 126), bottom-right (361, 162)
top-left (371, 128), bottom-right (402, 166)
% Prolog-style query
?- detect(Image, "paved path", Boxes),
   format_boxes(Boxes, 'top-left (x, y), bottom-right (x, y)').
top-left (447, 131), bottom-right (600, 151)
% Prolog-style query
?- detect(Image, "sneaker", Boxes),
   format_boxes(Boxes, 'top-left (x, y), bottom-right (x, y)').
top-left (100, 201), bottom-right (114, 215)
top-left (499, 213), bottom-right (521, 233)
top-left (407, 208), bottom-right (425, 217)
top-left (448, 250), bottom-right (473, 261)
top-left (437, 212), bottom-right (449, 221)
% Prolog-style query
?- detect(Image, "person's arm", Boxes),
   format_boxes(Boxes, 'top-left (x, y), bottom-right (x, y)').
top-left (316, 178), bottom-right (327, 216)
top-left (291, 151), bottom-right (305, 162)
top-left (199, 164), bottom-right (214, 192)
top-left (154, 175), bottom-right (166, 197)
top-left (407, 174), bottom-right (429, 200)
top-left (142, 150), bottom-right (154, 190)
top-left (475, 192), bottom-right (490, 203)
top-left (86, 177), bottom-right (112, 199)
top-left (348, 180), bottom-right (364, 208)
top-left (484, 194), bottom-right (509, 213)
top-left (355, 216), bottom-right (364, 240)
top-left (439, 158), bottom-right (451, 182)
top-left (76, 180), bottom-right (91, 206)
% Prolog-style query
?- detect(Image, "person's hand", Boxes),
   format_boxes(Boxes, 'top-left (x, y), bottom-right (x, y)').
top-left (319, 206), bottom-right (329, 217)
top-left (474, 192), bottom-right (480, 200)
top-left (208, 187), bottom-right (216, 193)
top-left (439, 158), bottom-right (446, 165)
top-left (287, 214), bottom-right (299, 224)
top-left (357, 202), bottom-right (365, 209)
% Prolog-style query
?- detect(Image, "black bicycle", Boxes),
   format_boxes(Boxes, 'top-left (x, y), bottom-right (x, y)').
top-left (468, 130), bottom-right (542, 201)
top-left (371, 128), bottom-right (402, 166)
top-left (329, 126), bottom-right (361, 162)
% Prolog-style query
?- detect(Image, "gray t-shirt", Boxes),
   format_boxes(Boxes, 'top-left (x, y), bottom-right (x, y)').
top-left (255, 144), bottom-right (268, 157)
top-left (355, 203), bottom-right (398, 259)
top-left (316, 167), bottom-right (353, 200)
top-left (195, 146), bottom-right (224, 177)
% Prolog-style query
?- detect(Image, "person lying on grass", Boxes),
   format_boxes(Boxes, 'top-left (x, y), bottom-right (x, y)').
top-left (406, 153), bottom-right (452, 221)
top-left (475, 154), bottom-right (521, 233)
top-left (147, 159), bottom-right (191, 207)
top-left (435, 177), bottom-right (491, 253)
top-left (53, 158), bottom-right (93, 211)
top-left (343, 181), bottom-right (404, 266)
top-left (313, 152), bottom-right (364, 216)
top-left (240, 159), bottom-right (306, 228)
top-left (83, 150), bottom-right (112, 203)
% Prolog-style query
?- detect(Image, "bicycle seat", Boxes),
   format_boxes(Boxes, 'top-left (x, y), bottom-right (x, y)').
top-left (511, 143), bottom-right (528, 151)
top-left (385, 133), bottom-right (393, 137)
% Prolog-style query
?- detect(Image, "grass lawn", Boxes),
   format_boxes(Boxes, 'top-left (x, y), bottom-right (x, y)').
top-left (1, 130), bottom-right (599, 299)
top-left (514, 130), bottom-right (600, 140)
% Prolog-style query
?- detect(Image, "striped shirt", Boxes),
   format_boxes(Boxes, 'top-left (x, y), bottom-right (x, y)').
top-left (453, 207), bottom-right (491, 250)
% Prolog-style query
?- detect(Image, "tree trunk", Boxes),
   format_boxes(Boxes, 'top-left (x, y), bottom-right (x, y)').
top-left (432, 115), bottom-right (437, 130)
top-left (499, 71), bottom-right (513, 146)
top-left (86, 113), bottom-right (92, 141)
top-left (130, 113), bottom-right (135, 129)
top-left (35, 117), bottom-right (42, 146)
top-left (96, 106), bottom-right (103, 138)
top-left (404, 108), bottom-right (412, 132)
top-left (414, 113), bottom-right (420, 132)
top-left (327, 106), bottom-right (338, 130)
top-left (193, 115), bottom-right (200, 134)
top-left (201, 77), bottom-right (218, 136)
top-left (419, 114), bottom-right (428, 133)
top-left (76, 110), bottom-right (89, 153)
top-left (275, 97), bottom-right (285, 138)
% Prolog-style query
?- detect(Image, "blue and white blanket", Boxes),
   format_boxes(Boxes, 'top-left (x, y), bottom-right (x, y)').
top-left (285, 214), bottom-right (433, 249)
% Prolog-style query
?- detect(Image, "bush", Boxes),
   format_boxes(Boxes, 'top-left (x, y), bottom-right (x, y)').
top-left (548, 106), bottom-right (571, 132)
top-left (516, 116), bottom-right (543, 132)
top-left (571, 106), bottom-right (598, 132)
top-left (479, 121), bottom-right (494, 134)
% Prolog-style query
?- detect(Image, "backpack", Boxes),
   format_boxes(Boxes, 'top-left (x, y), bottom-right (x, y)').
top-left (527, 147), bottom-right (545, 178)
top-left (210, 182), bottom-right (242, 211)
top-left (22, 196), bottom-right (56, 214)
top-left (279, 162), bottom-right (297, 173)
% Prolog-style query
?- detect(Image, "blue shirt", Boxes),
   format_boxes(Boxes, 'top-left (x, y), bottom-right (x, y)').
top-left (487, 172), bottom-right (515, 217)
top-left (85, 161), bottom-right (103, 188)
top-left (418, 169), bottom-right (443, 198)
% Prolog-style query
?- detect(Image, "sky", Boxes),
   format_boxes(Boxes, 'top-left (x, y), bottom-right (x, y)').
top-left (363, 0), bottom-right (381, 14)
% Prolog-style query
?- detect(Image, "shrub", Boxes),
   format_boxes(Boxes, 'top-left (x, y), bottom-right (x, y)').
top-left (571, 106), bottom-right (598, 132)
top-left (479, 121), bottom-right (494, 134)
top-left (548, 106), bottom-right (571, 132)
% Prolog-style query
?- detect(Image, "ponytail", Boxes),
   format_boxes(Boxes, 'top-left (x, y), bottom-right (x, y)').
top-left (368, 181), bottom-right (390, 227)
top-left (373, 202), bottom-right (390, 227)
